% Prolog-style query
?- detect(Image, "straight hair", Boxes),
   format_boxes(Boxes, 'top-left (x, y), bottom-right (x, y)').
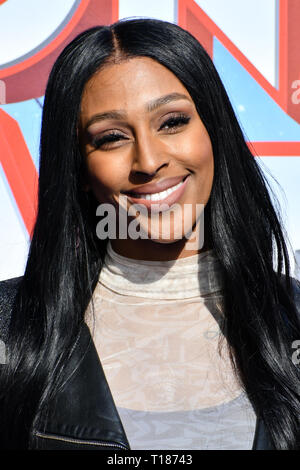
top-left (0, 19), bottom-right (299, 449)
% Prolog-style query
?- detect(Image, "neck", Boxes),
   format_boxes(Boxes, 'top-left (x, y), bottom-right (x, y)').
top-left (111, 237), bottom-right (212, 261)
top-left (111, 208), bottom-right (212, 261)
top-left (100, 239), bottom-right (222, 300)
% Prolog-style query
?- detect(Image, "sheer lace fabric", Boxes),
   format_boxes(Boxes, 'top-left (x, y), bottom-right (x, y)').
top-left (85, 242), bottom-right (257, 449)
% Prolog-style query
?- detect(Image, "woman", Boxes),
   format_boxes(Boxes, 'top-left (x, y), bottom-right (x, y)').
top-left (0, 18), bottom-right (299, 450)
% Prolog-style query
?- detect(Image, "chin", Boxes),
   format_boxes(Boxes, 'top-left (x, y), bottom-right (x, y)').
top-left (146, 234), bottom-right (186, 245)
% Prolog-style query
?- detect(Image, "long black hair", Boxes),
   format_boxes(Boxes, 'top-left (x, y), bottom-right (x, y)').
top-left (0, 18), bottom-right (299, 449)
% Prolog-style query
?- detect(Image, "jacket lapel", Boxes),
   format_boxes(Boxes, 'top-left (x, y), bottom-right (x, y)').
top-left (31, 323), bottom-right (273, 450)
top-left (30, 323), bottom-right (131, 450)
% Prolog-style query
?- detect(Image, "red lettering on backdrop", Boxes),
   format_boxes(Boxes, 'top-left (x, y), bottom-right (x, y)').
top-left (0, 0), bottom-right (119, 102)
top-left (0, 0), bottom-right (118, 236)
top-left (0, 109), bottom-right (38, 235)
top-left (178, 0), bottom-right (300, 155)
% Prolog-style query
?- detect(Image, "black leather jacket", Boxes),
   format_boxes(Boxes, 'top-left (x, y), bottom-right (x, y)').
top-left (0, 276), bottom-right (299, 450)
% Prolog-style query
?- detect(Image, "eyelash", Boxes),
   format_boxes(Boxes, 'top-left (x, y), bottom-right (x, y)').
top-left (91, 113), bottom-right (191, 150)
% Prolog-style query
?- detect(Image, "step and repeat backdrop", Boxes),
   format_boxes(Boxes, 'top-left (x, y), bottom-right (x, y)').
top-left (0, 0), bottom-right (299, 280)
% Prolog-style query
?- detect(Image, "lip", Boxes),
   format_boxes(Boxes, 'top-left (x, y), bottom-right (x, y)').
top-left (123, 174), bottom-right (188, 195)
top-left (124, 174), bottom-right (190, 212)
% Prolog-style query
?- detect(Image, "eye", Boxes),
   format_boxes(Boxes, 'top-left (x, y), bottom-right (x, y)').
top-left (91, 131), bottom-right (129, 150)
top-left (158, 113), bottom-right (191, 132)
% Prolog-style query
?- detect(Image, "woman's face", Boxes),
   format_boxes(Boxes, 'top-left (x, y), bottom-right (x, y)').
top-left (79, 57), bottom-right (214, 260)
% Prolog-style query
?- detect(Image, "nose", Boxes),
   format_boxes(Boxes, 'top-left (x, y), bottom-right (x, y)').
top-left (130, 132), bottom-right (169, 178)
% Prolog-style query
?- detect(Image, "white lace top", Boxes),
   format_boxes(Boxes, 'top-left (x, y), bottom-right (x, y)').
top-left (85, 242), bottom-right (257, 449)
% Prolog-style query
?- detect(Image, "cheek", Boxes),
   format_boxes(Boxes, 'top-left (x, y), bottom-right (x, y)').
top-left (194, 141), bottom-right (214, 198)
top-left (86, 154), bottom-right (127, 202)
top-left (173, 132), bottom-right (214, 175)
top-left (174, 132), bottom-right (214, 204)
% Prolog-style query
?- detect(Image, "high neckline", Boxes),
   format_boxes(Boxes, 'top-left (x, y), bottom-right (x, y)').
top-left (98, 241), bottom-right (224, 300)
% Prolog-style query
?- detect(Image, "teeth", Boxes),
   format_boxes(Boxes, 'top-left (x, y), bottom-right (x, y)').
top-left (132, 179), bottom-right (184, 201)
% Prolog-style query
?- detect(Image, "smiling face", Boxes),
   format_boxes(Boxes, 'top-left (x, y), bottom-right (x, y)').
top-left (79, 57), bottom-right (214, 260)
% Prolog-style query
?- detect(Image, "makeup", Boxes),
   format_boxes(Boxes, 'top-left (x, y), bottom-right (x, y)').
top-left (124, 175), bottom-right (190, 212)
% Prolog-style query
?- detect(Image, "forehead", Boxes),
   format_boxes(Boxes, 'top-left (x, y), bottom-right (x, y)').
top-left (80, 57), bottom-right (191, 115)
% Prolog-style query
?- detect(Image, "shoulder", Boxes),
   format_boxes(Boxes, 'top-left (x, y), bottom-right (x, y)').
top-left (0, 276), bottom-right (23, 342)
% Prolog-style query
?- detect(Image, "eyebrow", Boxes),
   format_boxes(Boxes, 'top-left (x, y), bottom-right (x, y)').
top-left (84, 92), bottom-right (191, 129)
top-left (147, 92), bottom-right (191, 112)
